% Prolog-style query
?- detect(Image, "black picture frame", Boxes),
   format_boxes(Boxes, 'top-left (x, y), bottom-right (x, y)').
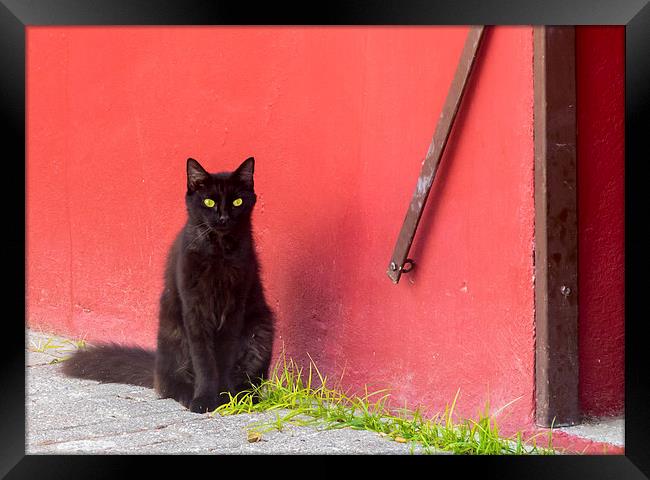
top-left (3, 0), bottom-right (648, 477)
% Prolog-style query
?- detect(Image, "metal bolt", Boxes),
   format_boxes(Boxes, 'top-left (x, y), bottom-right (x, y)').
top-left (560, 285), bottom-right (571, 296)
top-left (390, 262), bottom-right (398, 271)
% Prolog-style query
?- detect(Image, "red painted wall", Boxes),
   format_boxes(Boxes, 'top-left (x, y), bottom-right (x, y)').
top-left (575, 26), bottom-right (625, 418)
top-left (27, 26), bottom-right (538, 429)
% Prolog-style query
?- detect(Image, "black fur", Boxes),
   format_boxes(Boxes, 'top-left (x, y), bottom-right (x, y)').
top-left (62, 344), bottom-right (155, 387)
top-left (62, 156), bottom-right (275, 413)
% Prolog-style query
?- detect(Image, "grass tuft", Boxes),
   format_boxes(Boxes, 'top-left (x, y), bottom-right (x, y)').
top-left (28, 333), bottom-right (89, 361)
top-left (211, 350), bottom-right (556, 455)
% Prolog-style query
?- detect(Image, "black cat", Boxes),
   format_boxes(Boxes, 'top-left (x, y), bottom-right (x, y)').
top-left (62, 156), bottom-right (275, 413)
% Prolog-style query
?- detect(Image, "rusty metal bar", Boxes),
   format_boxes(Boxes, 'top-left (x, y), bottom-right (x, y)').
top-left (387, 26), bottom-right (485, 284)
top-left (533, 25), bottom-right (580, 427)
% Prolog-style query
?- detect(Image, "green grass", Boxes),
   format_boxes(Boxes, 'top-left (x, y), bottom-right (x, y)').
top-left (28, 336), bottom-right (62, 353)
top-left (28, 333), bottom-right (88, 363)
top-left (210, 352), bottom-right (556, 455)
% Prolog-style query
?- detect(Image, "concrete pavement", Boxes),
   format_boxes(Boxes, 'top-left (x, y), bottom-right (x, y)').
top-left (26, 330), bottom-right (431, 455)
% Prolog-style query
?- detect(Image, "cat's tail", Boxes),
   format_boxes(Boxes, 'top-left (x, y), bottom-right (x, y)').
top-left (61, 343), bottom-right (155, 388)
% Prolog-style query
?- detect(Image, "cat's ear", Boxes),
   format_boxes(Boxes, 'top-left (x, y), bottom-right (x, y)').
top-left (234, 156), bottom-right (255, 187)
top-left (187, 158), bottom-right (211, 192)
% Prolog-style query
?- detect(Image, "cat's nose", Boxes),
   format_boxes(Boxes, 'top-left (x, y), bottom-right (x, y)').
top-left (217, 215), bottom-right (229, 224)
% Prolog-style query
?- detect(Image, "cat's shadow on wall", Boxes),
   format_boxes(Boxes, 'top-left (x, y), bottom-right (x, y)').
top-left (260, 209), bottom-right (350, 379)
top-left (262, 28), bottom-right (492, 373)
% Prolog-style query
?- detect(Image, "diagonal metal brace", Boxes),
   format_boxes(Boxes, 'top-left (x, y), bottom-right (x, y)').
top-left (387, 26), bottom-right (486, 284)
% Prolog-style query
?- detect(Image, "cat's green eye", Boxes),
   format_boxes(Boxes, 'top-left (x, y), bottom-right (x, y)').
top-left (233, 198), bottom-right (243, 207)
top-left (203, 198), bottom-right (215, 208)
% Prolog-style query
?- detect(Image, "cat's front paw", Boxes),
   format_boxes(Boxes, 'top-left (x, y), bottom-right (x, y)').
top-left (189, 394), bottom-right (226, 414)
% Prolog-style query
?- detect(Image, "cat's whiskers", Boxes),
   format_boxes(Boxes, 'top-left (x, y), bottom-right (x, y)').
top-left (190, 225), bottom-right (212, 243)
top-left (185, 223), bottom-right (213, 250)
